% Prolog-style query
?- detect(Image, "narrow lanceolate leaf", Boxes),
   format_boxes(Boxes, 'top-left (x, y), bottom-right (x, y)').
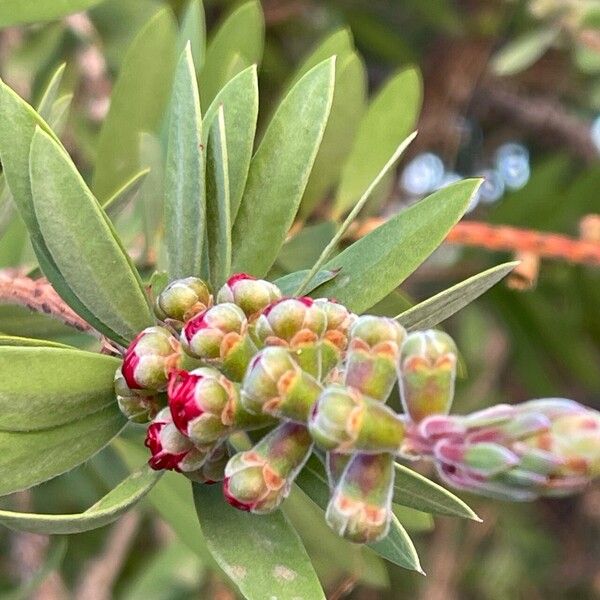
top-left (0, 405), bottom-right (126, 497)
top-left (0, 335), bottom-right (72, 349)
top-left (231, 58), bottom-right (335, 276)
top-left (206, 107), bottom-right (231, 289)
top-left (334, 67), bottom-right (423, 218)
top-left (317, 180), bottom-right (482, 314)
top-left (193, 484), bottom-right (325, 600)
top-left (203, 65), bottom-right (259, 220)
top-left (93, 8), bottom-right (177, 199)
top-left (368, 515), bottom-right (423, 573)
top-left (0, 466), bottom-right (160, 534)
top-left (102, 169), bottom-right (150, 219)
top-left (275, 269), bottom-right (339, 297)
top-left (393, 463), bottom-right (480, 520)
top-left (397, 261), bottom-right (519, 330)
top-left (47, 93), bottom-right (73, 136)
top-left (199, 0), bottom-right (264, 108)
top-left (29, 128), bottom-right (154, 343)
top-left (178, 0), bottom-right (206, 72)
top-left (0, 0), bottom-right (104, 27)
top-left (0, 347), bottom-right (120, 431)
top-left (37, 63), bottom-right (66, 121)
top-left (0, 80), bottom-right (130, 343)
top-left (165, 44), bottom-right (205, 279)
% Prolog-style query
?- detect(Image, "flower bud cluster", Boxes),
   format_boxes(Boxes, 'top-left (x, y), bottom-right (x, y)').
top-left (114, 274), bottom-right (600, 544)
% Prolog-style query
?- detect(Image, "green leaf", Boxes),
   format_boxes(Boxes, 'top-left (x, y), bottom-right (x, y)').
top-left (203, 65), bottom-right (259, 220)
top-left (275, 269), bottom-right (339, 296)
top-left (231, 58), bottom-right (335, 276)
top-left (37, 62), bottom-right (66, 121)
top-left (397, 261), bottom-right (519, 330)
top-left (492, 28), bottom-right (558, 76)
top-left (165, 44), bottom-right (205, 279)
top-left (178, 0), bottom-right (206, 72)
top-left (392, 504), bottom-right (434, 532)
top-left (199, 0), bottom-right (264, 108)
top-left (0, 465), bottom-right (160, 534)
top-left (47, 93), bottom-right (73, 135)
top-left (206, 107), bottom-right (231, 289)
top-left (316, 179), bottom-right (481, 313)
top-left (334, 67), bottom-right (422, 218)
top-left (30, 127), bottom-right (154, 343)
top-left (93, 8), bottom-right (177, 199)
top-left (393, 462), bottom-right (480, 520)
top-left (0, 0), bottom-right (104, 27)
top-left (193, 483), bottom-right (325, 600)
top-left (368, 514), bottom-right (423, 573)
top-left (0, 335), bottom-right (72, 349)
top-left (0, 346), bottom-right (120, 431)
top-left (277, 221), bottom-right (336, 273)
top-left (0, 404), bottom-right (125, 496)
top-left (102, 169), bottom-right (150, 219)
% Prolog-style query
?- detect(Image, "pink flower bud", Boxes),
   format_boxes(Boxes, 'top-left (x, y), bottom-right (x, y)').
top-left (155, 277), bottom-right (212, 323)
top-left (122, 326), bottom-right (181, 392)
top-left (217, 273), bottom-right (282, 317)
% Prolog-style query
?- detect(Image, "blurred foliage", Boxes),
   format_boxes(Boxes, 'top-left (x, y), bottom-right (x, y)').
top-left (0, 0), bottom-right (598, 598)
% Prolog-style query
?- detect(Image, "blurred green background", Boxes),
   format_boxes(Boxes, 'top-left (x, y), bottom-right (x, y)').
top-left (0, 0), bottom-right (598, 598)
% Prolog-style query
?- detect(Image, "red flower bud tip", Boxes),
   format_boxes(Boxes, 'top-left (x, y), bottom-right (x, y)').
top-left (154, 277), bottom-right (212, 323)
top-left (217, 274), bottom-right (282, 317)
top-left (144, 408), bottom-right (206, 472)
top-left (122, 326), bottom-right (181, 392)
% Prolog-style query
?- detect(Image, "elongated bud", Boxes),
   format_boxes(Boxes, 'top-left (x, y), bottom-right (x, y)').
top-left (167, 368), bottom-right (270, 446)
top-left (240, 347), bottom-right (322, 422)
top-left (122, 326), bottom-right (181, 392)
top-left (186, 443), bottom-right (230, 484)
top-left (326, 452), bottom-right (351, 490)
top-left (180, 303), bottom-right (256, 381)
top-left (217, 273), bottom-right (281, 317)
top-left (114, 368), bottom-right (161, 423)
top-left (400, 330), bottom-right (457, 422)
top-left (326, 453), bottom-right (394, 543)
top-left (344, 315), bottom-right (405, 402)
top-left (144, 408), bottom-right (207, 472)
top-left (155, 277), bottom-right (212, 323)
top-left (223, 422), bottom-right (313, 513)
top-left (410, 398), bottom-right (600, 501)
top-left (308, 385), bottom-right (406, 453)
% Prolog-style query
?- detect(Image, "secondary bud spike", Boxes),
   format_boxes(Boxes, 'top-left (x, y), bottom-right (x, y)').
top-left (399, 330), bottom-right (457, 422)
top-left (155, 277), bottom-right (212, 323)
top-left (326, 453), bottom-right (394, 543)
top-left (241, 346), bottom-right (323, 423)
top-left (308, 385), bottom-right (406, 453)
top-left (345, 315), bottom-right (406, 402)
top-left (122, 326), bottom-right (181, 392)
top-left (223, 422), bottom-right (313, 513)
top-left (217, 273), bottom-right (282, 317)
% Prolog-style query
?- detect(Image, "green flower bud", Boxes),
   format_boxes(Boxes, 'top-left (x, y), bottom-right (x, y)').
top-left (241, 347), bottom-right (323, 422)
top-left (344, 315), bottom-right (406, 402)
top-left (326, 453), bottom-right (394, 543)
top-left (114, 368), bottom-right (161, 423)
top-left (185, 443), bottom-right (230, 484)
top-left (223, 422), bottom-right (313, 513)
top-left (217, 274), bottom-right (282, 317)
top-left (399, 330), bottom-right (457, 422)
top-left (154, 277), bottom-right (212, 323)
top-left (308, 385), bottom-right (406, 453)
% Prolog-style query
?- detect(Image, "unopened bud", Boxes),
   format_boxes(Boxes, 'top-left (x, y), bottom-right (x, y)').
top-left (180, 303), bottom-right (256, 381)
top-left (122, 326), bottom-right (181, 392)
top-left (326, 453), bottom-right (394, 543)
top-left (308, 385), bottom-right (406, 453)
top-left (186, 443), bottom-right (230, 484)
top-left (155, 277), bottom-right (212, 323)
top-left (223, 422), bottom-right (313, 513)
top-left (114, 368), bottom-right (161, 423)
top-left (400, 330), bottom-right (457, 422)
top-left (217, 273), bottom-right (281, 317)
top-left (240, 347), bottom-right (322, 422)
top-left (345, 315), bottom-right (405, 401)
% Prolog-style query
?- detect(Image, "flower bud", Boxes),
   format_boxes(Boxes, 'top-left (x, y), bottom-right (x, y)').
top-left (185, 443), bottom-right (230, 484)
top-left (167, 368), bottom-right (271, 446)
top-left (180, 303), bottom-right (256, 381)
top-left (326, 453), bottom-right (394, 543)
top-left (326, 452), bottom-right (351, 490)
top-left (155, 277), bottom-right (212, 323)
top-left (114, 368), bottom-right (161, 423)
top-left (122, 326), bottom-right (181, 392)
top-left (314, 298), bottom-right (356, 376)
top-left (240, 347), bottom-right (322, 423)
top-left (399, 330), bottom-right (457, 422)
top-left (223, 422), bottom-right (313, 513)
top-left (217, 273), bottom-right (281, 317)
top-left (144, 408), bottom-right (207, 472)
top-left (344, 315), bottom-right (406, 402)
top-left (308, 385), bottom-right (406, 453)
